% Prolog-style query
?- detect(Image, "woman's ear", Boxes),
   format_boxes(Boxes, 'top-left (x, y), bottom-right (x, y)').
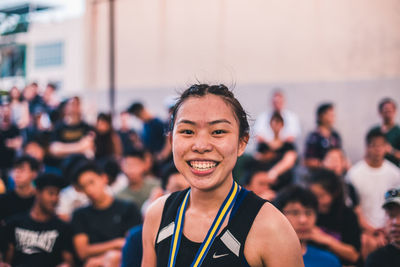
top-left (238, 134), bottom-right (249, 157)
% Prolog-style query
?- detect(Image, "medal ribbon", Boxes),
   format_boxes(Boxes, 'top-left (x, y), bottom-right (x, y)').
top-left (167, 181), bottom-right (239, 267)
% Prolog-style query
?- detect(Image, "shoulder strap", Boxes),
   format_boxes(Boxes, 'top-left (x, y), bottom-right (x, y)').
top-left (227, 189), bottom-right (267, 250)
top-left (155, 188), bottom-right (190, 247)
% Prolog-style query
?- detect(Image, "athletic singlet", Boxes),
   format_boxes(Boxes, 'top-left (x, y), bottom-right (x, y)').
top-left (155, 187), bottom-right (267, 267)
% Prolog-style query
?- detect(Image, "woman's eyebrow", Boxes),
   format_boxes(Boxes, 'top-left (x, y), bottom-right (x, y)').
top-left (208, 119), bottom-right (231, 125)
top-left (177, 119), bottom-right (231, 125)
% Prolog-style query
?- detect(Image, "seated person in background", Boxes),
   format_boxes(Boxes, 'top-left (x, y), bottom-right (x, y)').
top-left (127, 102), bottom-right (165, 155)
top-left (57, 154), bottom-right (90, 222)
top-left (365, 187), bottom-right (400, 267)
top-left (347, 129), bottom-right (400, 259)
top-left (0, 103), bottom-right (23, 187)
top-left (304, 103), bottom-right (342, 168)
top-left (24, 139), bottom-right (62, 175)
top-left (243, 169), bottom-right (277, 201)
top-left (49, 97), bottom-right (94, 159)
top-left (116, 150), bottom-right (160, 210)
top-left (253, 112), bottom-right (297, 191)
top-left (274, 185), bottom-right (341, 267)
top-left (308, 168), bottom-right (361, 265)
top-left (322, 148), bottom-right (358, 208)
top-left (2, 173), bottom-right (73, 267)
top-left (94, 113), bottom-right (122, 161)
top-left (117, 111), bottom-right (144, 155)
top-left (102, 157), bottom-right (128, 194)
top-left (121, 163), bottom-right (189, 267)
top-left (254, 89), bottom-right (301, 143)
top-left (370, 98), bottom-right (400, 166)
top-left (71, 161), bottom-right (142, 267)
top-left (0, 156), bottom-right (40, 223)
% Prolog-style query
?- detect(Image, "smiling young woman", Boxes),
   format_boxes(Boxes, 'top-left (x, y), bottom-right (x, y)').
top-left (142, 84), bottom-right (304, 267)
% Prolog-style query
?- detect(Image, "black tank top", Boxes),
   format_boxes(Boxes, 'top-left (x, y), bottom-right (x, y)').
top-left (155, 188), bottom-right (267, 267)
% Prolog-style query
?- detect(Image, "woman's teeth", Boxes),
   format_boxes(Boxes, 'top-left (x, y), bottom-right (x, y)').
top-left (190, 161), bottom-right (217, 171)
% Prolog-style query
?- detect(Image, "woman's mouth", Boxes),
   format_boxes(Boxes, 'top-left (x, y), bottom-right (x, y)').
top-left (188, 160), bottom-right (219, 172)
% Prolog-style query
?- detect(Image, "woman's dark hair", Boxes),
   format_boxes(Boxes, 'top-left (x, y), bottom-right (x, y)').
top-left (378, 97), bottom-right (396, 112)
top-left (70, 160), bottom-right (103, 186)
top-left (316, 103), bottom-right (333, 126)
top-left (169, 84), bottom-right (250, 141)
top-left (366, 128), bottom-right (386, 145)
top-left (97, 112), bottom-right (112, 125)
top-left (14, 155), bottom-right (40, 172)
top-left (308, 168), bottom-right (345, 209)
top-left (273, 185), bottom-right (318, 213)
top-left (270, 111), bottom-right (284, 125)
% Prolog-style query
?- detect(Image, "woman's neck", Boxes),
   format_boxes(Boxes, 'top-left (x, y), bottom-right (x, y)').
top-left (189, 178), bottom-right (234, 214)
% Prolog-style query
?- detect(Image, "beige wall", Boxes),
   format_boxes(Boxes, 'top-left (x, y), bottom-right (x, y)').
top-left (86, 0), bottom-right (400, 90)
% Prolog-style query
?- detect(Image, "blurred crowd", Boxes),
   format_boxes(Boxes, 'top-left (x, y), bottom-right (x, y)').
top-left (0, 84), bottom-right (399, 267)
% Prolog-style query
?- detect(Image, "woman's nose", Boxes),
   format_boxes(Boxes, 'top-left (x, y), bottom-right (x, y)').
top-left (191, 133), bottom-right (213, 153)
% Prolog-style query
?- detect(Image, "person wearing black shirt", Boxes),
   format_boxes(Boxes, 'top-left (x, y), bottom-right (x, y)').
top-left (0, 156), bottom-right (40, 223)
top-left (308, 168), bottom-right (362, 265)
top-left (49, 97), bottom-right (94, 159)
top-left (365, 187), bottom-right (400, 267)
top-left (0, 103), bottom-right (22, 184)
top-left (127, 102), bottom-right (166, 154)
top-left (253, 112), bottom-right (297, 192)
top-left (304, 103), bottom-right (342, 168)
top-left (2, 173), bottom-right (73, 267)
top-left (70, 161), bottom-right (142, 267)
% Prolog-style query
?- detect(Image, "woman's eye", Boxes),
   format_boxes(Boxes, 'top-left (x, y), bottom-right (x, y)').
top-left (180, 129), bottom-right (193, 135)
top-left (212, 130), bottom-right (226, 135)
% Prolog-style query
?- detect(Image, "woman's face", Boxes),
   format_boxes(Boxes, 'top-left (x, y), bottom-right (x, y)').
top-left (270, 118), bottom-right (283, 135)
top-left (10, 87), bottom-right (21, 100)
top-left (310, 184), bottom-right (333, 214)
top-left (172, 94), bottom-right (247, 191)
top-left (96, 118), bottom-right (111, 133)
top-left (322, 149), bottom-right (344, 176)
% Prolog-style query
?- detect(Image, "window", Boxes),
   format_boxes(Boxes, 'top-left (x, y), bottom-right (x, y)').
top-left (0, 44), bottom-right (26, 77)
top-left (34, 42), bottom-right (63, 68)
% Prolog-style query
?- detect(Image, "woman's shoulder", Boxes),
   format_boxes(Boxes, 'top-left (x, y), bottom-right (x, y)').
top-left (245, 202), bottom-right (303, 266)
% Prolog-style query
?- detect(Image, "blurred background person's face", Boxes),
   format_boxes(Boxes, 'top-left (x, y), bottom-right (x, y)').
top-left (9, 86), bottom-right (21, 101)
top-left (322, 149), bottom-right (345, 177)
top-left (37, 186), bottom-right (61, 215)
top-left (13, 163), bottom-right (37, 188)
top-left (319, 108), bottom-right (335, 128)
top-left (272, 93), bottom-right (285, 112)
top-left (270, 118), bottom-right (284, 136)
top-left (122, 156), bottom-right (147, 184)
top-left (283, 202), bottom-right (316, 242)
top-left (309, 183), bottom-right (333, 214)
top-left (64, 97), bottom-right (81, 119)
top-left (366, 136), bottom-right (387, 162)
top-left (385, 204), bottom-right (400, 247)
top-left (165, 173), bottom-right (189, 193)
top-left (96, 118), bottom-right (111, 133)
top-left (380, 102), bottom-right (396, 125)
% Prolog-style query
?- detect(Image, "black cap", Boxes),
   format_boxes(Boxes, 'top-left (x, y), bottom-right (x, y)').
top-left (35, 173), bottom-right (68, 190)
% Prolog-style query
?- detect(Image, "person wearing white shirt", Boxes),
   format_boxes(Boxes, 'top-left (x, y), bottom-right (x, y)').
top-left (254, 90), bottom-right (301, 143)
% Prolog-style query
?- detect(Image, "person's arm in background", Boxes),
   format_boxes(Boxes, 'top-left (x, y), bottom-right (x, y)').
top-left (267, 149), bottom-right (297, 184)
top-left (303, 133), bottom-right (322, 168)
top-left (49, 135), bottom-right (94, 158)
top-left (73, 233), bottom-right (125, 261)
